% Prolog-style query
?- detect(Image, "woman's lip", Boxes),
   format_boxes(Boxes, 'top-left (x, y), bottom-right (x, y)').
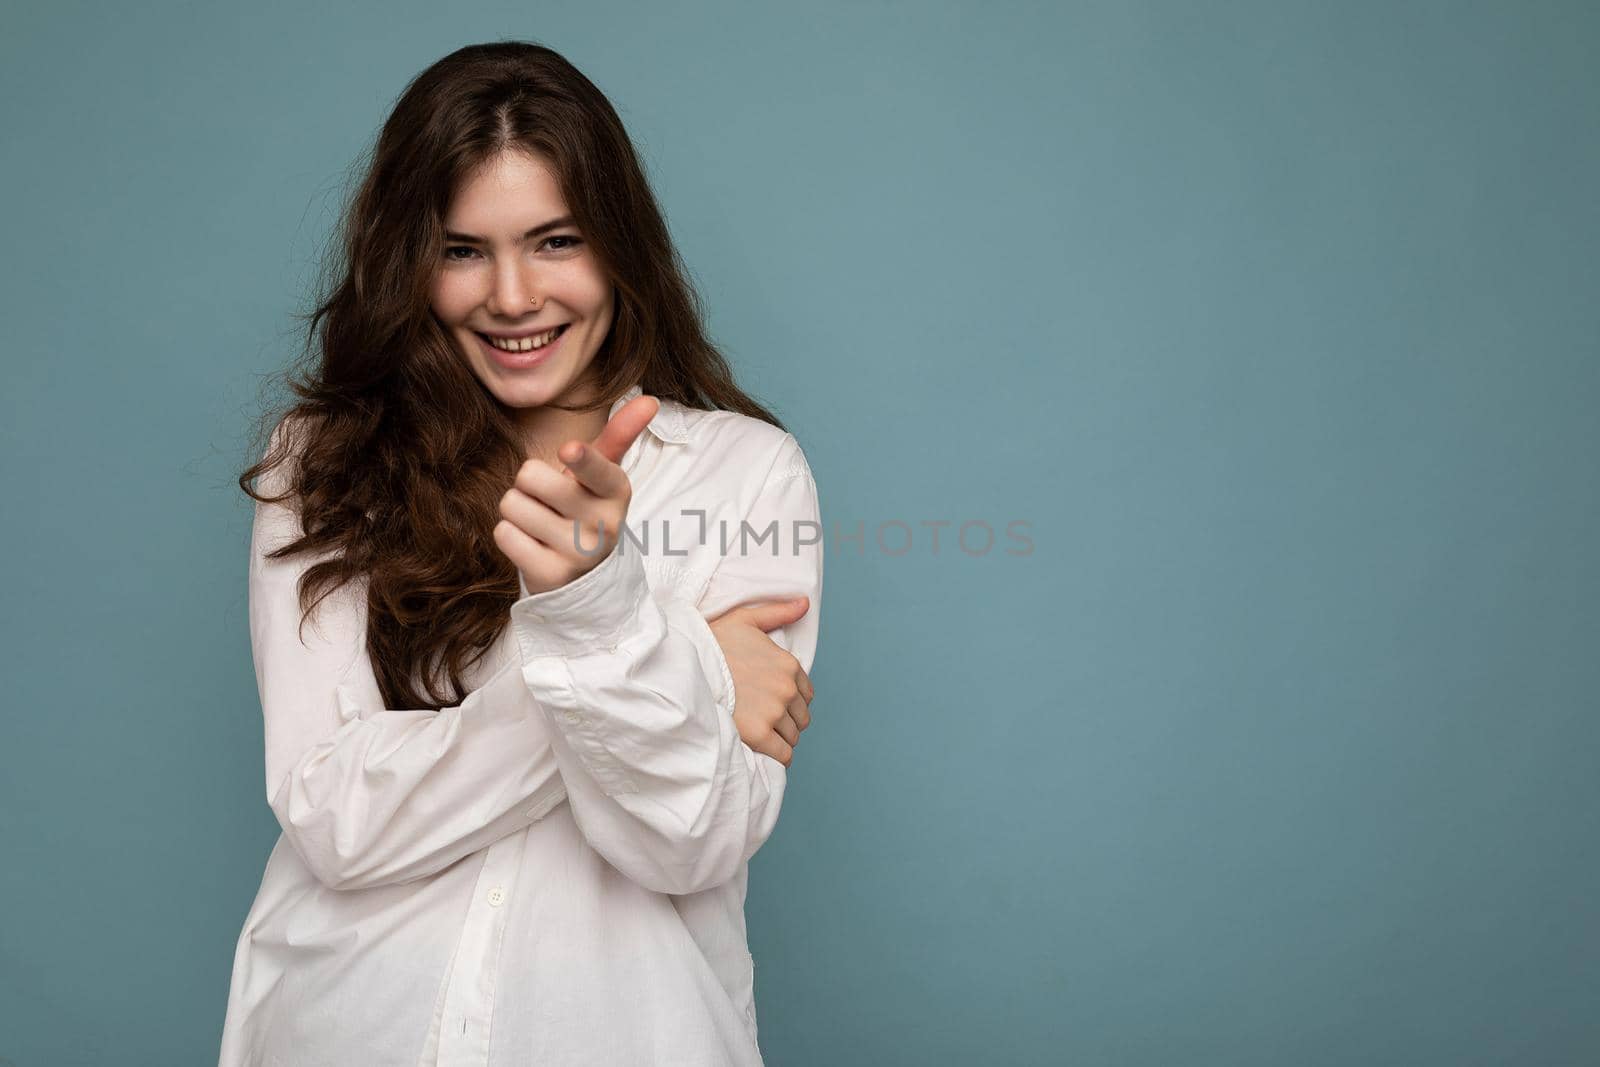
top-left (478, 323), bottom-right (568, 340)
top-left (476, 324), bottom-right (568, 368)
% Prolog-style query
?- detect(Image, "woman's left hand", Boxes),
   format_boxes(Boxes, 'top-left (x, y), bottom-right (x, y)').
top-left (495, 394), bottom-right (659, 596)
top-left (708, 598), bottom-right (815, 767)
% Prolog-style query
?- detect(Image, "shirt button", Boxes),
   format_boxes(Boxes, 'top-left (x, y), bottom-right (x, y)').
top-left (564, 709), bottom-right (582, 724)
top-left (486, 886), bottom-right (506, 907)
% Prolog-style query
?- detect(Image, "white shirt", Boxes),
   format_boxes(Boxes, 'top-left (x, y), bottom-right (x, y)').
top-left (218, 383), bottom-right (824, 1066)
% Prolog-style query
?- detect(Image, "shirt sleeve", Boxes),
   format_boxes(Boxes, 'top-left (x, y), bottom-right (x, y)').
top-left (250, 422), bottom-right (568, 891)
top-left (509, 432), bottom-right (824, 896)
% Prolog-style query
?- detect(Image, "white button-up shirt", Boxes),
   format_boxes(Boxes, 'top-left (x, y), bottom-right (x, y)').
top-left (219, 384), bottom-right (823, 1066)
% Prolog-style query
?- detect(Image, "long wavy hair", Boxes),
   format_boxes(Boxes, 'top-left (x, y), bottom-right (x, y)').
top-left (239, 41), bottom-right (785, 711)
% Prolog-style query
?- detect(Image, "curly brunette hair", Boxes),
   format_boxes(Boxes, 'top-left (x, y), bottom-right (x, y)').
top-left (239, 41), bottom-right (784, 711)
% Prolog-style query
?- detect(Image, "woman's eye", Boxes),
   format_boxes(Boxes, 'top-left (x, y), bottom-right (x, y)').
top-left (443, 236), bottom-right (580, 262)
top-left (444, 238), bottom-right (576, 260)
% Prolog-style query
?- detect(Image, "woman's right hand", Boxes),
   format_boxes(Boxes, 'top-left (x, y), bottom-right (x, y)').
top-left (707, 598), bottom-right (815, 767)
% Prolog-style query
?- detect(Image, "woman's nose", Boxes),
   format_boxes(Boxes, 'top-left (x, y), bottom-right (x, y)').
top-left (486, 262), bottom-right (540, 317)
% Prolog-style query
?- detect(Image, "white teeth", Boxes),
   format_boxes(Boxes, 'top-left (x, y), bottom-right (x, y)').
top-left (485, 326), bottom-right (563, 352)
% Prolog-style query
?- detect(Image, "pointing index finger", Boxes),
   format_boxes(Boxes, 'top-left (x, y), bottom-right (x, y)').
top-left (556, 393), bottom-right (659, 496)
top-left (591, 394), bottom-right (659, 466)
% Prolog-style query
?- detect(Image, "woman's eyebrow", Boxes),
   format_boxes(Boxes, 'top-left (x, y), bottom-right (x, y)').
top-left (444, 215), bottom-right (576, 243)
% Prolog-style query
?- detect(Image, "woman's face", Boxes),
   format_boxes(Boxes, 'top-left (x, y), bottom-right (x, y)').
top-left (430, 149), bottom-right (615, 413)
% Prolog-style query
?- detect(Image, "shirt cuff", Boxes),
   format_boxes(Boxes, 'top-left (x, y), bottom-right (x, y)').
top-left (510, 543), bottom-right (650, 659)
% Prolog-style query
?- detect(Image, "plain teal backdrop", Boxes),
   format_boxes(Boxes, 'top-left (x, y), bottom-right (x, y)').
top-left (2, 1), bottom-right (1597, 1064)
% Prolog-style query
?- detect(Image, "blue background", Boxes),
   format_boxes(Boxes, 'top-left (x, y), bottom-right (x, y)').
top-left (3, 1), bottom-right (1597, 1064)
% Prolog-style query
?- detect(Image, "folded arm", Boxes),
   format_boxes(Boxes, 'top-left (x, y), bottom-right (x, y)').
top-left (510, 433), bottom-right (824, 896)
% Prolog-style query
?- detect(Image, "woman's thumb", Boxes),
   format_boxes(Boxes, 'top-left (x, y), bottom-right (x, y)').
top-left (743, 596), bottom-right (810, 632)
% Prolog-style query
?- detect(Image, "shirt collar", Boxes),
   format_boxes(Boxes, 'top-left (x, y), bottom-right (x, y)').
top-left (608, 383), bottom-right (692, 445)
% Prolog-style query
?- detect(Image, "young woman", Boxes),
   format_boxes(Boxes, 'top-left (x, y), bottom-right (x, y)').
top-left (219, 42), bottom-right (823, 1066)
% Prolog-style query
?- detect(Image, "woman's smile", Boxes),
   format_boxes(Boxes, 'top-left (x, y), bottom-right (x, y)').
top-left (475, 322), bottom-right (570, 369)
